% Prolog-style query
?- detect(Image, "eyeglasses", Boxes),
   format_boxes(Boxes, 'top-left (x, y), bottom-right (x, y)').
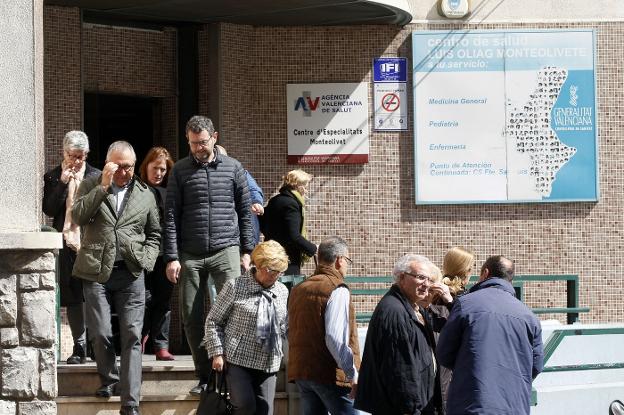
top-left (117, 164), bottom-right (135, 172)
top-left (65, 151), bottom-right (87, 161)
top-left (188, 135), bottom-right (215, 148)
top-left (267, 268), bottom-right (284, 277)
top-left (342, 256), bottom-right (353, 266)
top-left (404, 272), bottom-right (434, 284)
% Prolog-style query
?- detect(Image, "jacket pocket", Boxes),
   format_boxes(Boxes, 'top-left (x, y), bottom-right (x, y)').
top-left (225, 336), bottom-right (241, 358)
top-left (73, 243), bottom-right (104, 277)
top-left (129, 241), bottom-right (146, 269)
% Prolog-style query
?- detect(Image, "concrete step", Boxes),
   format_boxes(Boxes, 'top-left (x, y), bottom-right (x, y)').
top-left (57, 355), bottom-right (295, 415)
top-left (56, 395), bottom-right (199, 415)
top-left (56, 392), bottom-right (290, 415)
top-left (58, 355), bottom-right (199, 396)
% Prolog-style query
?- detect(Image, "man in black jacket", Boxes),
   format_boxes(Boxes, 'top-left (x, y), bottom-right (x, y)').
top-left (355, 254), bottom-right (441, 415)
top-left (163, 115), bottom-right (254, 394)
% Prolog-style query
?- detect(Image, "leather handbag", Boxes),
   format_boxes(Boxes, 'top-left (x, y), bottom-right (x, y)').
top-left (196, 370), bottom-right (233, 415)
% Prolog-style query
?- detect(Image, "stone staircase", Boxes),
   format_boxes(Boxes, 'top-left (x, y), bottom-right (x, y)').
top-left (56, 355), bottom-right (295, 415)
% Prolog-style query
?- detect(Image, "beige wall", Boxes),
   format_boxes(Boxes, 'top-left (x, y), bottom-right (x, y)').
top-left (210, 21), bottom-right (624, 323)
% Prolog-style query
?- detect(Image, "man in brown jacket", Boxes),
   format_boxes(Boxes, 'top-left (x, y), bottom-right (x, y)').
top-left (288, 236), bottom-right (360, 415)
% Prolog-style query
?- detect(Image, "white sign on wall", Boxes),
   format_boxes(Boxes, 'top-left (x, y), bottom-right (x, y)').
top-left (286, 83), bottom-right (369, 164)
top-left (374, 82), bottom-right (408, 130)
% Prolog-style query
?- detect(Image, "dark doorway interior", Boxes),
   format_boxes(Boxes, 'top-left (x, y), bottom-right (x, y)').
top-left (84, 93), bottom-right (161, 169)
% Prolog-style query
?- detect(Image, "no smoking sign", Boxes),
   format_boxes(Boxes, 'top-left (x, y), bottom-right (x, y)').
top-left (374, 82), bottom-right (407, 131)
top-left (381, 93), bottom-right (400, 112)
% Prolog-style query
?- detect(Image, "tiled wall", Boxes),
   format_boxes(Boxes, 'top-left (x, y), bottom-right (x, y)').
top-left (211, 22), bottom-right (624, 323)
top-left (44, 8), bottom-right (624, 343)
top-left (43, 6), bottom-right (82, 169)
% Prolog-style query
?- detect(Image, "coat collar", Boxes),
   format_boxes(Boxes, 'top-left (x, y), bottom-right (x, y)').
top-left (312, 264), bottom-right (345, 286)
top-left (389, 284), bottom-right (427, 326)
top-left (469, 277), bottom-right (516, 296)
top-left (189, 147), bottom-right (223, 167)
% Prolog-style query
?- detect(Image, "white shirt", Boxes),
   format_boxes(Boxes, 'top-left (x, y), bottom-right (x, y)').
top-left (324, 286), bottom-right (358, 382)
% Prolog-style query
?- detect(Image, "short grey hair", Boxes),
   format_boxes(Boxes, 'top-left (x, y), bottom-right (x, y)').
top-left (63, 130), bottom-right (89, 152)
top-left (186, 115), bottom-right (215, 135)
top-left (106, 140), bottom-right (136, 162)
top-left (392, 254), bottom-right (433, 282)
top-left (317, 236), bottom-right (348, 264)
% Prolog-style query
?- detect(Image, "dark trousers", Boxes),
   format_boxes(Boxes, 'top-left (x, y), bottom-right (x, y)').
top-left (227, 364), bottom-right (277, 415)
top-left (142, 256), bottom-right (174, 351)
top-left (83, 267), bottom-right (145, 408)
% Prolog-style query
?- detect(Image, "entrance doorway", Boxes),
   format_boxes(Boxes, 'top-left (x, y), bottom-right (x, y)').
top-left (84, 93), bottom-right (161, 169)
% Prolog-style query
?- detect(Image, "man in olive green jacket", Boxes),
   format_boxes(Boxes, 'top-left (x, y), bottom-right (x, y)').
top-left (72, 141), bottom-right (160, 415)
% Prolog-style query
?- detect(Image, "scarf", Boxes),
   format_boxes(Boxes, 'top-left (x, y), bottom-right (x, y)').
top-left (256, 288), bottom-right (281, 354)
top-left (62, 162), bottom-right (86, 252)
top-left (291, 189), bottom-right (311, 264)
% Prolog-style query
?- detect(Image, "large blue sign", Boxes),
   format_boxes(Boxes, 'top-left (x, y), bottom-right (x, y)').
top-left (412, 29), bottom-right (598, 204)
top-left (373, 57), bottom-right (407, 82)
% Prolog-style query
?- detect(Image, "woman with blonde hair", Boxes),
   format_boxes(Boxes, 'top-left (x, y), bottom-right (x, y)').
top-left (428, 246), bottom-right (475, 414)
top-left (441, 247), bottom-right (475, 297)
top-left (204, 240), bottom-right (290, 415)
top-left (261, 169), bottom-right (317, 275)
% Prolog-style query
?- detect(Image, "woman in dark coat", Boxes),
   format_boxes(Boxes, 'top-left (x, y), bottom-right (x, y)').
top-left (138, 146), bottom-right (175, 360)
top-left (43, 130), bottom-right (100, 364)
top-left (261, 169), bottom-right (316, 275)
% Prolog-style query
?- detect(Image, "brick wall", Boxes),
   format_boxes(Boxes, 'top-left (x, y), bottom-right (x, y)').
top-left (44, 8), bottom-right (624, 336)
top-left (43, 6), bottom-right (82, 171)
top-left (209, 22), bottom-right (624, 323)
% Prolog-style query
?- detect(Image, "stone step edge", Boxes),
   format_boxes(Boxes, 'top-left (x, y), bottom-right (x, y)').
top-left (56, 392), bottom-right (288, 403)
top-left (58, 365), bottom-right (196, 373)
top-left (56, 395), bottom-right (198, 403)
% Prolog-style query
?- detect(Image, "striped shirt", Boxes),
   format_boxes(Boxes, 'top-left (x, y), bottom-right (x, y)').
top-left (325, 286), bottom-right (358, 382)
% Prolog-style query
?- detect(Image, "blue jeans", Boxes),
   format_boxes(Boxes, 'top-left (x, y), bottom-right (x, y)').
top-left (295, 380), bottom-right (358, 415)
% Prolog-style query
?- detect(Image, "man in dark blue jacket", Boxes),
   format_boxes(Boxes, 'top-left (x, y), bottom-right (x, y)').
top-left (436, 255), bottom-right (544, 415)
top-left (163, 115), bottom-right (254, 394)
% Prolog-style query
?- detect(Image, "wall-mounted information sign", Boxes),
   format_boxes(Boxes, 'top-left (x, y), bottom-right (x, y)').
top-left (412, 29), bottom-right (598, 204)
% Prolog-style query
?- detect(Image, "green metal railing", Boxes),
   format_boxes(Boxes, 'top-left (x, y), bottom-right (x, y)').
top-left (281, 274), bottom-right (590, 324)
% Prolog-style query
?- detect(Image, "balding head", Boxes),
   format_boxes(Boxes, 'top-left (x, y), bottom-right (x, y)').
top-left (479, 255), bottom-right (514, 282)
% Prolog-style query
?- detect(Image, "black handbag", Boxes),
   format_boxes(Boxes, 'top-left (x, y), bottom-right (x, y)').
top-left (196, 370), bottom-right (233, 415)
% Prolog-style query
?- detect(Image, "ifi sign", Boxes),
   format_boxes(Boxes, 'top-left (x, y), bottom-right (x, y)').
top-left (373, 58), bottom-right (408, 131)
top-left (438, 0), bottom-right (470, 18)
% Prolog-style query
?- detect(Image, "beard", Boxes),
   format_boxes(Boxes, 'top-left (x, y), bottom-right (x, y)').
top-left (193, 149), bottom-right (212, 162)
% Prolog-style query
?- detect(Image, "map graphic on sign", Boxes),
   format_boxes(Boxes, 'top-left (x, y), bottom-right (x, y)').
top-left (412, 29), bottom-right (598, 204)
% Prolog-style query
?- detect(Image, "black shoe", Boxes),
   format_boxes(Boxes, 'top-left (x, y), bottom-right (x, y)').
top-left (66, 343), bottom-right (87, 364)
top-left (95, 382), bottom-right (119, 398)
top-left (189, 379), bottom-right (207, 396)
top-left (119, 406), bottom-right (140, 415)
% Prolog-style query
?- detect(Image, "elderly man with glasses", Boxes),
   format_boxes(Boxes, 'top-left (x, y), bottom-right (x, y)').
top-left (43, 130), bottom-right (100, 365)
top-left (354, 254), bottom-right (442, 415)
top-left (72, 141), bottom-right (161, 415)
top-left (288, 236), bottom-right (361, 415)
